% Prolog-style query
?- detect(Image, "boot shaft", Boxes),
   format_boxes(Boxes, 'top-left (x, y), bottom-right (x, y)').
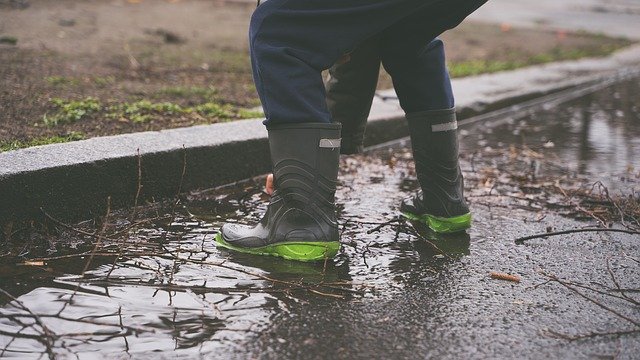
top-left (264, 123), bottom-right (342, 244)
top-left (406, 108), bottom-right (460, 165)
top-left (268, 123), bottom-right (341, 209)
top-left (405, 108), bottom-right (469, 218)
top-left (218, 123), bottom-right (342, 257)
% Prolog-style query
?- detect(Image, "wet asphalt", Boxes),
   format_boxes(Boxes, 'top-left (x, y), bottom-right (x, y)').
top-left (470, 0), bottom-right (640, 40)
top-left (234, 76), bottom-right (640, 359)
top-left (0, 78), bottom-right (638, 359)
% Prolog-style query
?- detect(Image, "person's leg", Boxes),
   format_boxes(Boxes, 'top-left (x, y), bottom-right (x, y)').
top-left (218, 0), bottom-right (488, 260)
top-left (381, 38), bottom-right (454, 112)
top-left (378, 0), bottom-right (488, 112)
top-left (250, 0), bottom-right (486, 125)
top-left (325, 35), bottom-right (382, 154)
top-left (380, 24), bottom-right (477, 232)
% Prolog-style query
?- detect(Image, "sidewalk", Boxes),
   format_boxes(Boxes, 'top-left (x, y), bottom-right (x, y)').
top-left (2, 44), bottom-right (640, 227)
top-left (469, 0), bottom-right (640, 40)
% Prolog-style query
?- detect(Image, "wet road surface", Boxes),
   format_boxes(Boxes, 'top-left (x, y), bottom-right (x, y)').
top-left (470, 0), bottom-right (640, 40)
top-left (0, 78), bottom-right (638, 358)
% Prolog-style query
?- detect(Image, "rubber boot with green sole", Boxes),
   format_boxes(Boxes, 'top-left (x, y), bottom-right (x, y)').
top-left (216, 123), bottom-right (342, 262)
top-left (400, 108), bottom-right (471, 233)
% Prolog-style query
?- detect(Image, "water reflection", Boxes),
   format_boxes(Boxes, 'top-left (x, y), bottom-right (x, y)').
top-left (460, 78), bottom-right (640, 188)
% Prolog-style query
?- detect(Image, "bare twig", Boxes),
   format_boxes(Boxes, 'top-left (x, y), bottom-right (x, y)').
top-left (366, 216), bottom-right (404, 234)
top-left (0, 288), bottom-right (56, 359)
top-left (57, 197), bottom-right (112, 316)
top-left (516, 228), bottom-right (640, 244)
top-left (170, 146), bottom-right (187, 217)
top-left (539, 271), bottom-right (639, 328)
top-left (605, 257), bottom-right (639, 306)
top-left (545, 328), bottom-right (640, 341)
top-left (41, 208), bottom-right (102, 240)
top-left (130, 149), bottom-right (143, 222)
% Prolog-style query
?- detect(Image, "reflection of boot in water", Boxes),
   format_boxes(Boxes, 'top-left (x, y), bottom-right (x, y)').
top-left (400, 108), bottom-right (472, 234)
top-left (216, 123), bottom-right (342, 262)
top-left (227, 251), bottom-right (353, 285)
top-left (411, 220), bottom-right (471, 256)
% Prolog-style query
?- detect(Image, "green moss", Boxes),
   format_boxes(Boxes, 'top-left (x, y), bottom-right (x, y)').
top-left (0, 132), bottom-right (85, 152)
top-left (44, 97), bottom-right (101, 126)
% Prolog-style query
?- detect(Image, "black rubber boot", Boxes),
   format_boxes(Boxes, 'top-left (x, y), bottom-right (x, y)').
top-left (400, 108), bottom-right (471, 233)
top-left (216, 123), bottom-right (342, 261)
top-left (325, 36), bottom-right (380, 155)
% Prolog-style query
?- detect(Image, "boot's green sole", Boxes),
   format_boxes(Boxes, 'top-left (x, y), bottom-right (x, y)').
top-left (215, 233), bottom-right (340, 262)
top-left (401, 211), bottom-right (472, 234)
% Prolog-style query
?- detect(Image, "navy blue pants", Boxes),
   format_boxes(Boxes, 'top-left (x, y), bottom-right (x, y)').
top-left (250, 0), bottom-right (487, 125)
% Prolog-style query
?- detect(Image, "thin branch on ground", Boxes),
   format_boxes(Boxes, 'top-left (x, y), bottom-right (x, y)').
top-left (129, 149), bottom-right (143, 222)
top-left (605, 257), bottom-right (639, 306)
top-left (57, 197), bottom-right (112, 317)
top-left (0, 288), bottom-right (56, 359)
top-left (515, 228), bottom-right (640, 244)
top-left (539, 271), bottom-right (639, 328)
top-left (545, 328), bottom-right (640, 341)
top-left (365, 216), bottom-right (405, 234)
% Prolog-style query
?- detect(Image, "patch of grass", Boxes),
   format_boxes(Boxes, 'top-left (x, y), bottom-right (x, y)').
top-left (237, 108), bottom-right (263, 119)
top-left (0, 36), bottom-right (18, 45)
top-left (0, 132), bottom-right (85, 152)
top-left (155, 85), bottom-right (218, 100)
top-left (107, 99), bottom-right (258, 123)
top-left (193, 102), bottom-right (233, 118)
top-left (44, 97), bottom-right (102, 126)
top-left (45, 76), bottom-right (80, 87)
top-left (93, 76), bottom-right (116, 88)
top-left (448, 59), bottom-right (521, 77)
top-left (109, 100), bottom-right (188, 123)
top-left (122, 100), bottom-right (186, 115)
top-left (448, 43), bottom-right (632, 78)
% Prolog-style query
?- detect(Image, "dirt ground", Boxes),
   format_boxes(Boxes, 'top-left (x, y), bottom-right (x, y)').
top-left (0, 0), bottom-right (632, 148)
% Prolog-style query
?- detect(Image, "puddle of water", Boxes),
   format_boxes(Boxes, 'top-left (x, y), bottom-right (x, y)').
top-left (1, 78), bottom-right (638, 358)
top-left (459, 78), bottom-right (640, 188)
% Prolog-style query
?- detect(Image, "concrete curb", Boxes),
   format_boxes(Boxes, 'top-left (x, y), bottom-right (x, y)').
top-left (2, 44), bottom-right (640, 228)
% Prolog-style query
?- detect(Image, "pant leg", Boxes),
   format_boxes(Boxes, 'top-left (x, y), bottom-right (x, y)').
top-left (325, 35), bottom-right (381, 154)
top-left (381, 38), bottom-right (454, 112)
top-left (380, 0), bottom-right (488, 113)
top-left (250, 0), bottom-right (488, 126)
